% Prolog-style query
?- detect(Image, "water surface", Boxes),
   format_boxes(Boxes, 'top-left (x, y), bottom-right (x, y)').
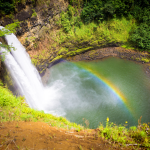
top-left (46, 57), bottom-right (150, 128)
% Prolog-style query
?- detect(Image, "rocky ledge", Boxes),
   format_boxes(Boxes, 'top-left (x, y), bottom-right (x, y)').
top-left (41, 46), bottom-right (150, 84)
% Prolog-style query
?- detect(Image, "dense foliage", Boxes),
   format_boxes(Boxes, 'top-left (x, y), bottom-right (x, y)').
top-left (0, 0), bottom-right (36, 15)
top-left (0, 21), bottom-right (20, 58)
top-left (129, 23), bottom-right (150, 50)
top-left (0, 0), bottom-right (14, 15)
top-left (80, 0), bottom-right (150, 23)
top-left (60, 5), bottom-right (82, 33)
top-left (67, 0), bottom-right (150, 51)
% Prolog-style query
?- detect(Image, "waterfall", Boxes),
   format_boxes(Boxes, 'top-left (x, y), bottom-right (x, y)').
top-left (1, 27), bottom-right (150, 128)
top-left (0, 26), bottom-right (44, 110)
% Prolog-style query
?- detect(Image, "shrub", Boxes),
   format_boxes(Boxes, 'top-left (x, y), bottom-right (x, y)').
top-left (81, 0), bottom-right (104, 24)
top-left (68, 0), bottom-right (84, 8)
top-left (129, 23), bottom-right (150, 51)
top-left (0, 0), bottom-right (14, 15)
top-left (60, 5), bottom-right (82, 33)
top-left (31, 9), bottom-right (37, 17)
top-left (0, 86), bottom-right (20, 107)
top-left (81, 0), bottom-right (135, 24)
top-left (0, 21), bottom-right (20, 37)
top-left (131, 6), bottom-right (150, 23)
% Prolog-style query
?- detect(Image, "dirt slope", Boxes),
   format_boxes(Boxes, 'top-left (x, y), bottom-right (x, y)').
top-left (0, 121), bottom-right (135, 150)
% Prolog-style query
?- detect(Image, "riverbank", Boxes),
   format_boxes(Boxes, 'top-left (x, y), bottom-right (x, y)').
top-left (40, 46), bottom-right (150, 79)
top-left (67, 47), bottom-right (150, 76)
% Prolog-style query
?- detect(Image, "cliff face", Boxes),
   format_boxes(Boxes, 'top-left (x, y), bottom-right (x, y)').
top-left (0, 0), bottom-right (68, 75)
top-left (0, 0), bottom-right (68, 51)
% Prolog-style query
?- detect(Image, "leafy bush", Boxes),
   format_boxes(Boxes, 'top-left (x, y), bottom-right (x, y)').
top-left (0, 0), bottom-right (14, 15)
top-left (0, 86), bottom-right (20, 107)
top-left (129, 23), bottom-right (150, 51)
top-left (131, 6), bottom-right (150, 23)
top-left (0, 22), bottom-right (19, 37)
top-left (0, 0), bottom-right (36, 15)
top-left (81, 0), bottom-right (135, 24)
top-left (99, 118), bottom-right (150, 147)
top-left (68, 0), bottom-right (84, 7)
top-left (31, 9), bottom-right (37, 18)
top-left (0, 22), bottom-right (20, 57)
top-left (60, 5), bottom-right (82, 33)
top-left (81, 0), bottom-right (104, 24)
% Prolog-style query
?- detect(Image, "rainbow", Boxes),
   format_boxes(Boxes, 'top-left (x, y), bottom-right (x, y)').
top-left (73, 62), bottom-right (137, 120)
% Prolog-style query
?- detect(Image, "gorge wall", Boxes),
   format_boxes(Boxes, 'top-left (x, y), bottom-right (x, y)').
top-left (0, 0), bottom-right (68, 50)
top-left (0, 0), bottom-right (68, 75)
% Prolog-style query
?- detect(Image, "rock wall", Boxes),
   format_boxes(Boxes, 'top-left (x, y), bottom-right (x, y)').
top-left (0, 0), bottom-right (68, 78)
top-left (0, 0), bottom-right (68, 51)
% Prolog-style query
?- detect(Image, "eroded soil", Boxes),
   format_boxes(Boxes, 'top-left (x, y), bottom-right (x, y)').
top-left (0, 121), bottom-right (138, 150)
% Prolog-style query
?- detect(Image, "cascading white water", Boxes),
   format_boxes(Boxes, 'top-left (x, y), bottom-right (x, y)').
top-left (0, 26), bottom-right (44, 110)
top-left (0, 26), bottom-right (65, 116)
top-left (0, 43), bottom-right (40, 109)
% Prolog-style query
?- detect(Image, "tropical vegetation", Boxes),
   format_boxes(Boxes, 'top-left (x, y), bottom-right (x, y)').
top-left (0, 0), bottom-right (150, 149)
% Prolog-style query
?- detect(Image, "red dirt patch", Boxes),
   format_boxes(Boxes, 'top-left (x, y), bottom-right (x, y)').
top-left (0, 121), bottom-right (134, 150)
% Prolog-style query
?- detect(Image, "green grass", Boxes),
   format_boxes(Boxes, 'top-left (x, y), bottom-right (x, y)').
top-left (0, 81), bottom-right (83, 131)
top-left (99, 118), bottom-right (150, 148)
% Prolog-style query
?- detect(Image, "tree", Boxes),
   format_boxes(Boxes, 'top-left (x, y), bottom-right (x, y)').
top-left (0, 21), bottom-right (20, 60)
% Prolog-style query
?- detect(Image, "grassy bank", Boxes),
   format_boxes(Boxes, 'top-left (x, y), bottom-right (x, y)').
top-left (0, 81), bottom-right (150, 149)
top-left (0, 81), bottom-right (83, 131)
top-left (99, 118), bottom-right (150, 148)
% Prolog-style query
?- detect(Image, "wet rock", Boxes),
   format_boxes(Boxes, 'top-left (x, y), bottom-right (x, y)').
top-left (16, 21), bottom-right (29, 36)
top-left (16, 3), bottom-right (26, 12)
top-left (26, 0), bottom-right (34, 5)
top-left (24, 40), bottom-right (30, 47)
top-left (15, 8), bottom-right (32, 21)
top-left (16, 28), bottom-right (23, 36)
top-left (30, 17), bottom-right (38, 26)
top-left (1, 18), bottom-right (13, 26)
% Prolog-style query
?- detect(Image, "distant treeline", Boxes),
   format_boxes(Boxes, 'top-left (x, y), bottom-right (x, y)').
top-left (68, 0), bottom-right (150, 51)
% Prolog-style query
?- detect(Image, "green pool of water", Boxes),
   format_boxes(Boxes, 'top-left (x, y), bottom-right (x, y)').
top-left (47, 57), bottom-right (150, 128)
